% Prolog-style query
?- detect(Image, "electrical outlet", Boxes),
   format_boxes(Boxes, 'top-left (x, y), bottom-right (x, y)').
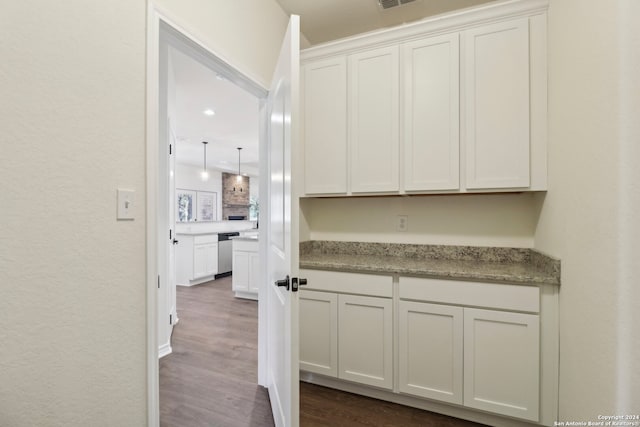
top-left (396, 215), bottom-right (408, 232)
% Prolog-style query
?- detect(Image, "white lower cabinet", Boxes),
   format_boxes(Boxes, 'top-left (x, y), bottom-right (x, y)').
top-left (463, 308), bottom-right (540, 421)
top-left (232, 239), bottom-right (259, 299)
top-left (193, 241), bottom-right (218, 278)
top-left (338, 294), bottom-right (393, 389)
top-left (299, 269), bottom-right (394, 390)
top-left (176, 234), bottom-right (218, 286)
top-left (299, 291), bottom-right (338, 377)
top-left (299, 290), bottom-right (393, 390)
top-left (300, 270), bottom-right (548, 424)
top-left (398, 301), bottom-right (463, 404)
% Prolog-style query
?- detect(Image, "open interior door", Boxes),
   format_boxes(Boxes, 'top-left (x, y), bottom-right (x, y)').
top-left (265, 15), bottom-right (300, 427)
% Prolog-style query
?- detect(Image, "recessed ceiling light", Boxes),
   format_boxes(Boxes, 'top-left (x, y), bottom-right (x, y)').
top-left (203, 109), bottom-right (215, 116)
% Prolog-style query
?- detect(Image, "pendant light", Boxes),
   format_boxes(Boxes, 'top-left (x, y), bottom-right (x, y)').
top-left (201, 141), bottom-right (209, 181)
top-left (234, 147), bottom-right (243, 192)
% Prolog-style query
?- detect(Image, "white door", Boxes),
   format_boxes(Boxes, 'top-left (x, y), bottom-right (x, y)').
top-left (266, 16), bottom-right (300, 427)
top-left (168, 124), bottom-right (177, 330)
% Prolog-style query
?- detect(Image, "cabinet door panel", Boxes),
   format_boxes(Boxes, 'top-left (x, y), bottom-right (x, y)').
top-left (232, 251), bottom-right (249, 292)
top-left (303, 57), bottom-right (348, 194)
top-left (403, 34), bottom-right (459, 191)
top-left (193, 244), bottom-right (215, 279)
top-left (338, 294), bottom-right (393, 389)
top-left (349, 46), bottom-right (400, 193)
top-left (399, 301), bottom-right (463, 404)
top-left (300, 291), bottom-right (338, 377)
top-left (464, 18), bottom-right (530, 189)
top-left (248, 252), bottom-right (260, 294)
top-left (464, 308), bottom-right (540, 421)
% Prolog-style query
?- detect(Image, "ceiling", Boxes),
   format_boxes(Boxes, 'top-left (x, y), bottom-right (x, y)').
top-left (169, 0), bottom-right (497, 176)
top-left (170, 46), bottom-right (260, 177)
top-left (275, 0), bottom-right (497, 45)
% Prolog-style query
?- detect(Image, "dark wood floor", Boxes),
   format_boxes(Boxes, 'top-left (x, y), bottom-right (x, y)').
top-left (160, 277), bottom-right (486, 427)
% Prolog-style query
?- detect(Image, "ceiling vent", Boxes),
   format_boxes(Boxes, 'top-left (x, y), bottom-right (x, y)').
top-left (378, 0), bottom-right (418, 10)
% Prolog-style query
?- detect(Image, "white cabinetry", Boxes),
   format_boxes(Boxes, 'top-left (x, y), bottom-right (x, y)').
top-left (403, 34), bottom-right (459, 191)
top-left (300, 2), bottom-right (547, 196)
top-left (299, 291), bottom-right (338, 376)
top-left (464, 18), bottom-right (531, 190)
top-left (232, 238), bottom-right (259, 300)
top-left (176, 233), bottom-right (218, 286)
top-left (463, 308), bottom-right (539, 421)
top-left (349, 46), bottom-right (400, 193)
top-left (399, 276), bottom-right (540, 422)
top-left (398, 301), bottom-right (463, 404)
top-left (299, 269), bottom-right (393, 390)
top-left (338, 294), bottom-right (393, 389)
top-left (303, 57), bottom-right (348, 195)
top-left (300, 268), bottom-right (556, 424)
top-left (193, 235), bottom-right (218, 278)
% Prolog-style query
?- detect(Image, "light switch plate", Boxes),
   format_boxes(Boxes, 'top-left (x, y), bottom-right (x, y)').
top-left (117, 189), bottom-right (135, 220)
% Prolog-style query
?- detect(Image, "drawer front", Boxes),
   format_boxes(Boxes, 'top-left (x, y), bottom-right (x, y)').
top-left (399, 277), bottom-right (539, 313)
top-left (194, 234), bottom-right (218, 245)
top-left (233, 239), bottom-right (258, 252)
top-left (300, 269), bottom-right (392, 297)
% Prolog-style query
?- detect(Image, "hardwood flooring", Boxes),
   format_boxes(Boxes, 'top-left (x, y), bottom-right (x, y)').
top-left (160, 277), bottom-right (274, 427)
top-left (160, 277), bottom-right (486, 427)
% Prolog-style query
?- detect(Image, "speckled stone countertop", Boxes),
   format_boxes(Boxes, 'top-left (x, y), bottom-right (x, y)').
top-left (299, 241), bottom-right (560, 286)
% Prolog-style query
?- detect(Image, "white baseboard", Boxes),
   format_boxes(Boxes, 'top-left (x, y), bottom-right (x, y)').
top-left (158, 343), bottom-right (172, 359)
top-left (300, 372), bottom-right (543, 427)
top-left (234, 291), bottom-right (258, 301)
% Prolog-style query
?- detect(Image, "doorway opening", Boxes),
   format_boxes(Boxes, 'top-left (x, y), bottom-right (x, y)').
top-left (150, 15), bottom-right (270, 426)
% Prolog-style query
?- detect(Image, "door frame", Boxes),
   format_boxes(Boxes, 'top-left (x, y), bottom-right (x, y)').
top-left (146, 4), bottom-right (269, 425)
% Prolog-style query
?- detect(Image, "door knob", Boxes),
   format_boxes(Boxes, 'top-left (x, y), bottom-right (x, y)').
top-left (291, 277), bottom-right (307, 292)
top-left (275, 275), bottom-right (290, 291)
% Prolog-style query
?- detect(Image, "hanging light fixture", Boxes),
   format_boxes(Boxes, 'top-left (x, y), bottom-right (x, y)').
top-left (201, 141), bottom-right (209, 181)
top-left (234, 147), bottom-right (243, 192)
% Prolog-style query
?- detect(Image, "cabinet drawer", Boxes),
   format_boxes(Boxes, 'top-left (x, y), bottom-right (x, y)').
top-left (300, 269), bottom-right (392, 297)
top-left (399, 277), bottom-right (539, 313)
top-left (194, 234), bottom-right (218, 245)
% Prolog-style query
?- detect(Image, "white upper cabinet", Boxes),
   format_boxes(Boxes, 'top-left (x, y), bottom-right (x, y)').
top-left (349, 46), bottom-right (400, 193)
top-left (300, 0), bottom-right (547, 196)
top-left (403, 34), bottom-right (460, 191)
top-left (303, 57), bottom-right (348, 194)
top-left (463, 18), bottom-right (531, 190)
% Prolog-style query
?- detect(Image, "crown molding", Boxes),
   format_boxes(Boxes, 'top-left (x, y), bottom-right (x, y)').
top-left (301, 0), bottom-right (548, 62)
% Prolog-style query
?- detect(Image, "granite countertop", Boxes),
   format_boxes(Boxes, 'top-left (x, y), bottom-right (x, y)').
top-left (299, 241), bottom-right (560, 286)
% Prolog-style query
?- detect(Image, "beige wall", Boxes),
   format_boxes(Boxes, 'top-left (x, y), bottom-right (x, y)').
top-left (0, 0), bottom-right (288, 425)
top-left (155, 0), bottom-right (290, 87)
top-left (535, 0), bottom-right (640, 418)
top-left (0, 1), bottom-right (147, 425)
top-left (302, 193), bottom-right (540, 247)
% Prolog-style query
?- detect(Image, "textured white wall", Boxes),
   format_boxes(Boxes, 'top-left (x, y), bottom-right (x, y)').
top-left (535, 0), bottom-right (640, 419)
top-left (0, 1), bottom-right (147, 425)
top-left (0, 0), bottom-right (288, 425)
top-left (155, 0), bottom-right (290, 88)
top-left (302, 193), bottom-right (540, 247)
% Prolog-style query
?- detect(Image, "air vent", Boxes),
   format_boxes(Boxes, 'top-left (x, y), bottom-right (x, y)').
top-left (378, 0), bottom-right (418, 10)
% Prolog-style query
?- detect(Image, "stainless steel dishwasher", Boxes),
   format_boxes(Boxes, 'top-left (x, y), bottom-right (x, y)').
top-left (216, 232), bottom-right (239, 277)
